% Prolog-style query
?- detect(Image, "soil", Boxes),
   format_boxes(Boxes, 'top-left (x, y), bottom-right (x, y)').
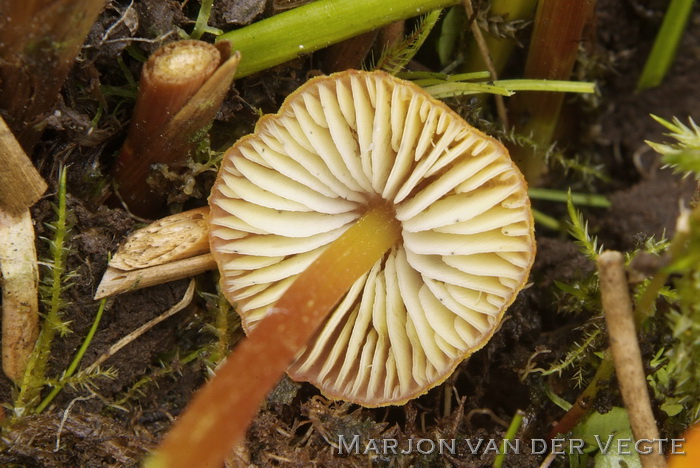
top-left (1, 1), bottom-right (698, 467)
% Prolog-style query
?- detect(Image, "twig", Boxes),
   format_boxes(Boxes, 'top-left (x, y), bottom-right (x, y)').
top-left (95, 254), bottom-right (215, 299)
top-left (0, 116), bottom-right (47, 380)
top-left (85, 280), bottom-right (195, 374)
top-left (462, 0), bottom-right (508, 128)
top-left (598, 250), bottom-right (665, 468)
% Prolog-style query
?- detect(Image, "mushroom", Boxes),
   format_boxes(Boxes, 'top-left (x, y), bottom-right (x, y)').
top-left (208, 69), bottom-right (535, 406)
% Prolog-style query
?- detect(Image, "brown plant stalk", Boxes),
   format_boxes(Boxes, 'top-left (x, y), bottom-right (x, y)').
top-left (508, 0), bottom-right (597, 184)
top-left (113, 40), bottom-right (240, 217)
top-left (598, 251), bottom-right (665, 468)
top-left (0, 0), bottom-right (106, 151)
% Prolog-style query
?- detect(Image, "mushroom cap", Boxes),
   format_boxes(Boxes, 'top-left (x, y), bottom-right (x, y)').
top-left (209, 70), bottom-right (535, 407)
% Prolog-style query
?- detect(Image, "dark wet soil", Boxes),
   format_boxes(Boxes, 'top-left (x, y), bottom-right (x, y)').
top-left (1, 0), bottom-right (698, 467)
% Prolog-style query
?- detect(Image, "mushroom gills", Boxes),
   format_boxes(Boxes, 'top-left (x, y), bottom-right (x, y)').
top-left (209, 70), bottom-right (535, 406)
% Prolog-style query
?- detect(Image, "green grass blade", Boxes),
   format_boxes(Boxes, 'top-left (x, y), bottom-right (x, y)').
top-left (529, 188), bottom-right (611, 208)
top-left (35, 298), bottom-right (108, 414)
top-left (636, 0), bottom-right (694, 91)
top-left (218, 0), bottom-right (460, 78)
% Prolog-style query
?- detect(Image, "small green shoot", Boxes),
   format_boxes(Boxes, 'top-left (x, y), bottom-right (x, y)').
top-left (397, 70), bottom-right (596, 99)
top-left (531, 208), bottom-right (561, 230)
top-left (493, 410), bottom-right (525, 468)
top-left (529, 188), bottom-right (610, 208)
top-left (189, 0), bottom-right (223, 40)
top-left (424, 78), bottom-right (595, 99)
top-left (646, 115), bottom-right (700, 175)
top-left (373, 9), bottom-right (443, 74)
top-left (529, 188), bottom-right (610, 230)
top-left (566, 189), bottom-right (603, 261)
top-left (545, 385), bottom-right (573, 411)
top-left (15, 166), bottom-right (75, 415)
top-left (636, 0), bottom-right (694, 91)
top-left (34, 298), bottom-right (110, 414)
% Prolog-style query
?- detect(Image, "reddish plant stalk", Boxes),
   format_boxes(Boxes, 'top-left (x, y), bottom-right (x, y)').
top-left (145, 204), bottom-right (401, 468)
top-left (113, 40), bottom-right (239, 217)
top-left (461, 0), bottom-right (538, 77)
top-left (0, 0), bottom-right (105, 152)
top-left (508, 0), bottom-right (597, 185)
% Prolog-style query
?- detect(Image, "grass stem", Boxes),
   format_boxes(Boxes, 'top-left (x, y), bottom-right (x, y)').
top-left (218, 0), bottom-right (460, 78)
top-left (35, 298), bottom-right (108, 414)
top-left (493, 409), bottom-right (525, 468)
top-left (528, 188), bottom-right (610, 208)
top-left (636, 0), bottom-right (694, 91)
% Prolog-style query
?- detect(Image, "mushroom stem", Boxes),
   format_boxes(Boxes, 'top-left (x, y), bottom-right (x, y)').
top-left (145, 204), bottom-right (401, 468)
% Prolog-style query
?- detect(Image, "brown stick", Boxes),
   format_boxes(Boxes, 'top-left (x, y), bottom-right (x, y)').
top-left (0, 0), bottom-right (106, 151)
top-left (87, 280), bottom-right (195, 373)
top-left (0, 116), bottom-right (47, 214)
top-left (598, 251), bottom-right (666, 468)
top-left (94, 254), bottom-right (216, 300)
top-left (462, 0), bottom-right (508, 128)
